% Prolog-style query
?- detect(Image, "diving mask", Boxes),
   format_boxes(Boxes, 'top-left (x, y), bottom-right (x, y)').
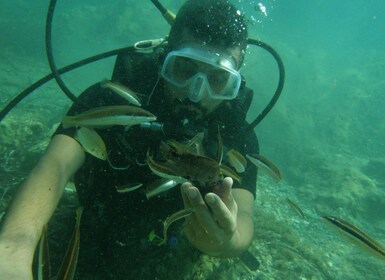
top-left (161, 47), bottom-right (241, 103)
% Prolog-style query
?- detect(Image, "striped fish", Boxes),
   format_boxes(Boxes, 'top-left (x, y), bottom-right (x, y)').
top-left (62, 105), bottom-right (156, 128)
top-left (226, 149), bottom-right (247, 173)
top-left (246, 154), bottom-right (282, 182)
top-left (74, 127), bottom-right (107, 160)
top-left (115, 182), bottom-right (143, 193)
top-left (285, 198), bottom-right (305, 219)
top-left (220, 163), bottom-right (242, 184)
top-left (322, 215), bottom-right (385, 260)
top-left (145, 178), bottom-right (178, 199)
top-left (38, 225), bottom-right (51, 280)
top-left (56, 207), bottom-right (84, 280)
top-left (100, 79), bottom-right (141, 106)
top-left (162, 208), bottom-right (194, 245)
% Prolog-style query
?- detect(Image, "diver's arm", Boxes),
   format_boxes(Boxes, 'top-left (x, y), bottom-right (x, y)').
top-left (0, 134), bottom-right (85, 277)
top-left (182, 177), bottom-right (254, 257)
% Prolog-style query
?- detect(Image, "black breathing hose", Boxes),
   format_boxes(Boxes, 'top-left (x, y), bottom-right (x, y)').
top-left (0, 46), bottom-right (135, 122)
top-left (0, 1), bottom-right (285, 131)
top-left (45, 0), bottom-right (78, 103)
top-left (244, 38), bottom-right (285, 132)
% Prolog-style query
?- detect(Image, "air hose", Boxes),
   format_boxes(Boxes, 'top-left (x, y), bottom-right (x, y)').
top-left (245, 38), bottom-right (285, 132)
top-left (45, 0), bottom-right (78, 103)
top-left (0, 0), bottom-right (284, 130)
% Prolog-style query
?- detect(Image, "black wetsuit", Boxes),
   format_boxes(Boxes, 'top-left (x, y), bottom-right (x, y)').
top-left (54, 46), bottom-right (259, 279)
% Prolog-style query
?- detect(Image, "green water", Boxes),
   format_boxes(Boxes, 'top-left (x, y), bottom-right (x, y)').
top-left (1, 0), bottom-right (384, 279)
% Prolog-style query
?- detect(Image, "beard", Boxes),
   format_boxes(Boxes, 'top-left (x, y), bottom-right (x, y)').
top-left (168, 97), bottom-right (208, 121)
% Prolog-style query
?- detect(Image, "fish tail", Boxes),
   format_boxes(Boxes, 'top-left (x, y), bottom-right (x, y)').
top-left (100, 79), bottom-right (110, 88)
top-left (61, 116), bottom-right (75, 128)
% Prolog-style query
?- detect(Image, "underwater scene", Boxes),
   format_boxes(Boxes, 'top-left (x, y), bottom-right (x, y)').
top-left (1, 0), bottom-right (384, 279)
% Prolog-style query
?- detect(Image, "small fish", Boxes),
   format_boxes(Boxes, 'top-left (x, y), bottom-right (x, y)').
top-left (166, 132), bottom-right (205, 156)
top-left (115, 182), bottom-right (143, 193)
top-left (217, 127), bottom-right (223, 165)
top-left (148, 230), bottom-right (164, 245)
top-left (162, 208), bottom-right (194, 245)
top-left (144, 178), bottom-right (178, 199)
top-left (256, 3), bottom-right (267, 16)
top-left (226, 149), bottom-right (247, 173)
top-left (147, 154), bottom-right (187, 184)
top-left (38, 225), bottom-right (51, 280)
top-left (62, 105), bottom-right (156, 128)
top-left (246, 154), bottom-right (282, 182)
top-left (321, 215), bottom-right (385, 260)
top-left (189, 132), bottom-right (205, 156)
top-left (285, 198), bottom-right (305, 219)
top-left (100, 79), bottom-right (141, 106)
top-left (56, 206), bottom-right (84, 280)
top-left (220, 163), bottom-right (242, 183)
top-left (74, 127), bottom-right (107, 160)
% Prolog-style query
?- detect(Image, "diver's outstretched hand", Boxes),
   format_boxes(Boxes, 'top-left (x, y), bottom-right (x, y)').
top-left (181, 177), bottom-right (241, 257)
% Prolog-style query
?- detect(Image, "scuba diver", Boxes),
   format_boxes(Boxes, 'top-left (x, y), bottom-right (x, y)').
top-left (0, 0), bottom-right (283, 278)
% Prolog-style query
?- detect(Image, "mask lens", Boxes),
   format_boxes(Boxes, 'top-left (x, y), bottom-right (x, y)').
top-left (172, 56), bottom-right (199, 83)
top-left (207, 70), bottom-right (230, 93)
top-left (161, 47), bottom-right (241, 100)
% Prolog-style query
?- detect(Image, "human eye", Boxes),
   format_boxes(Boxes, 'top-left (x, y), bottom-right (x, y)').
top-left (207, 70), bottom-right (230, 91)
top-left (175, 57), bottom-right (198, 79)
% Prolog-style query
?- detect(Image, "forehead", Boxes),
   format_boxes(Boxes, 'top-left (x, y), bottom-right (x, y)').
top-left (172, 31), bottom-right (243, 68)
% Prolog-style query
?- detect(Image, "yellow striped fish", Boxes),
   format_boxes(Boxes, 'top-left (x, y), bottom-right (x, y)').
top-left (322, 215), bottom-right (385, 260)
top-left (162, 208), bottom-right (194, 245)
top-left (56, 207), bottom-right (84, 280)
top-left (220, 163), bottom-right (242, 184)
top-left (285, 198), bottom-right (305, 219)
top-left (246, 154), bottom-right (282, 182)
top-left (226, 149), bottom-right (247, 173)
top-left (144, 178), bottom-right (178, 199)
top-left (115, 183), bottom-right (143, 193)
top-left (100, 79), bottom-right (141, 106)
top-left (74, 127), bottom-right (107, 160)
top-left (62, 105), bottom-right (156, 128)
top-left (38, 225), bottom-right (51, 280)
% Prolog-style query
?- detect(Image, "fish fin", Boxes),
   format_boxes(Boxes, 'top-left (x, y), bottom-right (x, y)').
top-left (99, 78), bottom-right (110, 88)
top-left (61, 116), bottom-right (74, 129)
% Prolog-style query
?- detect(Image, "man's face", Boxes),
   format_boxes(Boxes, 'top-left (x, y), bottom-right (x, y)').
top-left (163, 45), bottom-right (242, 120)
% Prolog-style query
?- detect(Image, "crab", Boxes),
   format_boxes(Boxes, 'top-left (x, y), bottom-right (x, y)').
top-left (147, 133), bottom-right (224, 195)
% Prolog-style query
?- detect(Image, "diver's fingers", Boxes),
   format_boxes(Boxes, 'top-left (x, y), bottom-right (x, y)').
top-left (181, 182), bottom-right (193, 208)
top-left (205, 192), bottom-right (236, 234)
top-left (219, 177), bottom-right (237, 216)
top-left (182, 185), bottom-right (218, 234)
top-left (212, 177), bottom-right (236, 210)
top-left (181, 183), bottom-right (210, 234)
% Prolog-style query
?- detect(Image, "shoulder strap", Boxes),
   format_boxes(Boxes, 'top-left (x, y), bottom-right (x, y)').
top-left (111, 46), bottom-right (166, 96)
